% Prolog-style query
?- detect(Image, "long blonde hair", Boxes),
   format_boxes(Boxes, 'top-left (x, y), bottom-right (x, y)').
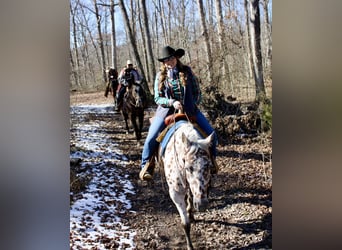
top-left (158, 60), bottom-right (187, 92)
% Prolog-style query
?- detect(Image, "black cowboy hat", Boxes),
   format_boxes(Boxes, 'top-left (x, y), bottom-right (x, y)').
top-left (157, 46), bottom-right (185, 62)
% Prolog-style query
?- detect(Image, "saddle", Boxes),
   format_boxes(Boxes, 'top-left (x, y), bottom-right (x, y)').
top-left (156, 114), bottom-right (207, 156)
top-left (164, 113), bottom-right (196, 126)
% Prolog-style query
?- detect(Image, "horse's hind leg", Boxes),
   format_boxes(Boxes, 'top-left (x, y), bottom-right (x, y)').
top-left (130, 113), bottom-right (140, 140)
top-left (137, 110), bottom-right (144, 140)
top-left (169, 190), bottom-right (194, 250)
top-left (123, 114), bottom-right (130, 134)
top-left (138, 110), bottom-right (144, 132)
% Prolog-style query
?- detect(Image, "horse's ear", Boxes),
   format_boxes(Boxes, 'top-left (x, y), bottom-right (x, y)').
top-left (206, 132), bottom-right (215, 146)
top-left (198, 132), bottom-right (215, 153)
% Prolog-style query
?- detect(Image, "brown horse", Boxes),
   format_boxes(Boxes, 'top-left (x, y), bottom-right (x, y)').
top-left (121, 81), bottom-right (146, 142)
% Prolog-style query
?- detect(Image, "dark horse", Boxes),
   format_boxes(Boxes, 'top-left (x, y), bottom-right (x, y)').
top-left (121, 80), bottom-right (146, 142)
top-left (110, 78), bottom-right (119, 105)
top-left (104, 68), bottom-right (119, 107)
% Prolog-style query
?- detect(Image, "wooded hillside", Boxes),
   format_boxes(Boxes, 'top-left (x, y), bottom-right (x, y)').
top-left (70, 0), bottom-right (272, 103)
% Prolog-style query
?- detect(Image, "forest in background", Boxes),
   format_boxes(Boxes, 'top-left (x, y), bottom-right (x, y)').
top-left (70, 0), bottom-right (272, 132)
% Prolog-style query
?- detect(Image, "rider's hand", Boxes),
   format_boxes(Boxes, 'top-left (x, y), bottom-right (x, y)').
top-left (173, 101), bottom-right (182, 110)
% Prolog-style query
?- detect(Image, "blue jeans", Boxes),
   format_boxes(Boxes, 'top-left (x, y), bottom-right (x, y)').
top-left (140, 106), bottom-right (217, 169)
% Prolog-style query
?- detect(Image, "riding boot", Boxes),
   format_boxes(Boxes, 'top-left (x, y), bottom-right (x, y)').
top-left (139, 159), bottom-right (155, 181)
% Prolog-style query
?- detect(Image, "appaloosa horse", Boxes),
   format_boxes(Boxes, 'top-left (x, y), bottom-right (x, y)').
top-left (157, 120), bottom-right (214, 250)
top-left (121, 81), bottom-right (146, 142)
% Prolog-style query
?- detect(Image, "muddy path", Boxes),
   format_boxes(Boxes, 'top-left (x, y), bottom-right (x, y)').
top-left (70, 92), bottom-right (272, 249)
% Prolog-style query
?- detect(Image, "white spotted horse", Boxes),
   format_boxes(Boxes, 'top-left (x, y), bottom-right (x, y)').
top-left (121, 78), bottom-right (146, 142)
top-left (156, 112), bottom-right (215, 250)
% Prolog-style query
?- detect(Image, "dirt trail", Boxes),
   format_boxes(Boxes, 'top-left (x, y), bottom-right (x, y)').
top-left (70, 91), bottom-right (272, 249)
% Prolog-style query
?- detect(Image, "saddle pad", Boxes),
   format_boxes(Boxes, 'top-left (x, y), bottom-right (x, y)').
top-left (160, 120), bottom-right (188, 156)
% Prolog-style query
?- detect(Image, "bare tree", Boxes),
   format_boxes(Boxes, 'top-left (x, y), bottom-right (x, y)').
top-left (93, 0), bottom-right (107, 84)
top-left (261, 0), bottom-right (272, 78)
top-left (110, 0), bottom-right (118, 69)
top-left (70, 49), bottom-right (77, 88)
top-left (214, 0), bottom-right (228, 86)
top-left (70, 0), bottom-right (272, 102)
top-left (136, 2), bottom-right (149, 83)
top-left (118, 0), bottom-right (152, 95)
top-left (244, 0), bottom-right (253, 99)
top-left (245, 0), bottom-right (266, 101)
top-left (140, 0), bottom-right (156, 84)
top-left (70, 1), bottom-right (81, 87)
top-left (153, 0), bottom-right (168, 45)
top-left (78, 3), bottom-right (102, 68)
top-left (196, 0), bottom-right (213, 84)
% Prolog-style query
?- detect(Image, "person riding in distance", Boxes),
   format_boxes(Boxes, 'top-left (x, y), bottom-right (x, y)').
top-left (116, 60), bottom-right (142, 111)
top-left (139, 45), bottom-right (218, 181)
top-left (104, 67), bottom-right (118, 98)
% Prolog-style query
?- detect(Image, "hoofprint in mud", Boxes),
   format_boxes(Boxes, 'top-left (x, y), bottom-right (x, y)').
top-left (70, 104), bottom-right (136, 249)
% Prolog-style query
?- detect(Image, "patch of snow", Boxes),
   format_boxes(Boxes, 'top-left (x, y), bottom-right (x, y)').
top-left (70, 104), bottom-right (136, 249)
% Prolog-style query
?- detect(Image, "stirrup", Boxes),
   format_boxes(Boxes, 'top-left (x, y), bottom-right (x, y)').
top-left (139, 161), bottom-right (155, 181)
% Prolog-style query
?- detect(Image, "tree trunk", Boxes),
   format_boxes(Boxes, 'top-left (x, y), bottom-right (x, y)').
top-left (246, 0), bottom-right (266, 101)
top-left (214, 0), bottom-right (228, 89)
top-left (137, 3), bottom-right (149, 82)
top-left (110, 0), bottom-right (118, 69)
top-left (93, 0), bottom-right (107, 84)
top-left (70, 49), bottom-right (77, 88)
top-left (140, 0), bottom-right (156, 86)
top-left (261, 0), bottom-right (272, 78)
top-left (244, 0), bottom-right (253, 98)
top-left (104, 10), bottom-right (110, 68)
top-left (196, 0), bottom-right (213, 84)
top-left (70, 2), bottom-right (80, 87)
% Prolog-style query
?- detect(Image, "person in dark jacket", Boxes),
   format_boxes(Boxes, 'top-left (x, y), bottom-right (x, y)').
top-left (115, 60), bottom-right (142, 111)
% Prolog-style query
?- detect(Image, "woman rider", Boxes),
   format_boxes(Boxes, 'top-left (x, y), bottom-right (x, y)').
top-left (139, 46), bottom-right (218, 181)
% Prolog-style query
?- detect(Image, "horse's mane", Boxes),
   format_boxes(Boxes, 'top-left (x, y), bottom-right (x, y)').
top-left (176, 123), bottom-right (212, 155)
top-left (180, 123), bottom-right (199, 142)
